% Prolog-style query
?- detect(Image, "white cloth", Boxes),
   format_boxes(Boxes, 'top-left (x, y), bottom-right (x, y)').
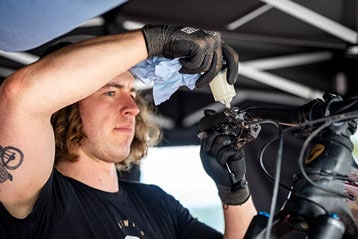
top-left (130, 57), bottom-right (200, 105)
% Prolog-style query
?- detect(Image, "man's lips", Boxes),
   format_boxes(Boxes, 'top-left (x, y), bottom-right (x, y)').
top-left (113, 125), bottom-right (134, 133)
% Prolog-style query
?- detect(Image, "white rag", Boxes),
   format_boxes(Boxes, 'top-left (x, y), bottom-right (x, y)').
top-left (130, 57), bottom-right (200, 105)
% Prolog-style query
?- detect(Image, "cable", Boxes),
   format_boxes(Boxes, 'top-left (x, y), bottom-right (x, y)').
top-left (249, 120), bottom-right (283, 239)
top-left (297, 112), bottom-right (358, 200)
top-left (240, 96), bottom-right (358, 238)
top-left (257, 128), bottom-right (292, 191)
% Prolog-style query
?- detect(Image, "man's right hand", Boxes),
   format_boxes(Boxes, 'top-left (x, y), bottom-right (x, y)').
top-left (141, 25), bottom-right (238, 88)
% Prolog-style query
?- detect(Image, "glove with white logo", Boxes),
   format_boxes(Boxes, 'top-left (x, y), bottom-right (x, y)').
top-left (141, 25), bottom-right (238, 88)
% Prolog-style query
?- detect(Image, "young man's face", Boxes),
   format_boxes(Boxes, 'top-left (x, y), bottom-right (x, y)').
top-left (78, 71), bottom-right (140, 163)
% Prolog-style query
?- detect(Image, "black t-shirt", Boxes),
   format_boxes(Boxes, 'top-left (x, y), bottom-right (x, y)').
top-left (0, 169), bottom-right (222, 239)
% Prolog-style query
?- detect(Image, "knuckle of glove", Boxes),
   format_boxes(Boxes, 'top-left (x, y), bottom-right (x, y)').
top-left (183, 28), bottom-right (220, 55)
top-left (210, 135), bottom-right (233, 156)
top-left (216, 146), bottom-right (238, 165)
top-left (201, 133), bottom-right (234, 158)
top-left (228, 148), bottom-right (244, 161)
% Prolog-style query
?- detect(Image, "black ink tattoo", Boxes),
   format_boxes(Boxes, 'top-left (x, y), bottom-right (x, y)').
top-left (0, 145), bottom-right (24, 183)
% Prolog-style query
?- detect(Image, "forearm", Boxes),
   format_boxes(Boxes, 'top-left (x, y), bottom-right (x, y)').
top-left (4, 30), bottom-right (147, 116)
top-left (223, 197), bottom-right (257, 239)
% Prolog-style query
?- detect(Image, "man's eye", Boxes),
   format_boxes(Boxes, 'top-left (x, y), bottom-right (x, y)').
top-left (105, 91), bottom-right (115, 96)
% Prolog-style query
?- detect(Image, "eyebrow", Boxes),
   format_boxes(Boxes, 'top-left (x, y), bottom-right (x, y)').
top-left (102, 83), bottom-right (135, 92)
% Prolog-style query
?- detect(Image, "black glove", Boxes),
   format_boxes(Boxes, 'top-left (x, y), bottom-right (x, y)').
top-left (142, 25), bottom-right (238, 88)
top-left (199, 114), bottom-right (250, 205)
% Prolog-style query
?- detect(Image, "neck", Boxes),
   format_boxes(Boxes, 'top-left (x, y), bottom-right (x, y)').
top-left (56, 157), bottom-right (119, 192)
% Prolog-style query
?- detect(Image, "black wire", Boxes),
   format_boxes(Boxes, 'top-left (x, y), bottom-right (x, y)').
top-left (258, 135), bottom-right (276, 181)
top-left (255, 110), bottom-right (358, 197)
top-left (257, 130), bottom-right (292, 191)
top-left (324, 94), bottom-right (342, 117)
top-left (297, 112), bottom-right (358, 200)
top-left (334, 100), bottom-right (358, 115)
top-left (266, 121), bottom-right (283, 239)
top-left (241, 104), bottom-right (358, 237)
top-left (249, 120), bottom-right (283, 239)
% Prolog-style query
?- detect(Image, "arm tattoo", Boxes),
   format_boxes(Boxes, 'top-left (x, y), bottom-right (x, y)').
top-left (0, 145), bottom-right (24, 183)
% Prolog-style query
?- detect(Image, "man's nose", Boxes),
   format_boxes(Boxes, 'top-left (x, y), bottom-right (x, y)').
top-left (120, 94), bottom-right (140, 116)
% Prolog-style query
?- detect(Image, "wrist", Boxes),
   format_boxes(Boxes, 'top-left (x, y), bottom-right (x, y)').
top-left (141, 25), bottom-right (165, 57)
top-left (218, 184), bottom-right (250, 205)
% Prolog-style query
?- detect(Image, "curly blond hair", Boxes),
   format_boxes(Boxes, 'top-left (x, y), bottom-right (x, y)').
top-left (51, 91), bottom-right (161, 171)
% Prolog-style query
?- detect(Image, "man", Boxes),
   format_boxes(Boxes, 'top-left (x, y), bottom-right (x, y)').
top-left (0, 25), bottom-right (256, 238)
